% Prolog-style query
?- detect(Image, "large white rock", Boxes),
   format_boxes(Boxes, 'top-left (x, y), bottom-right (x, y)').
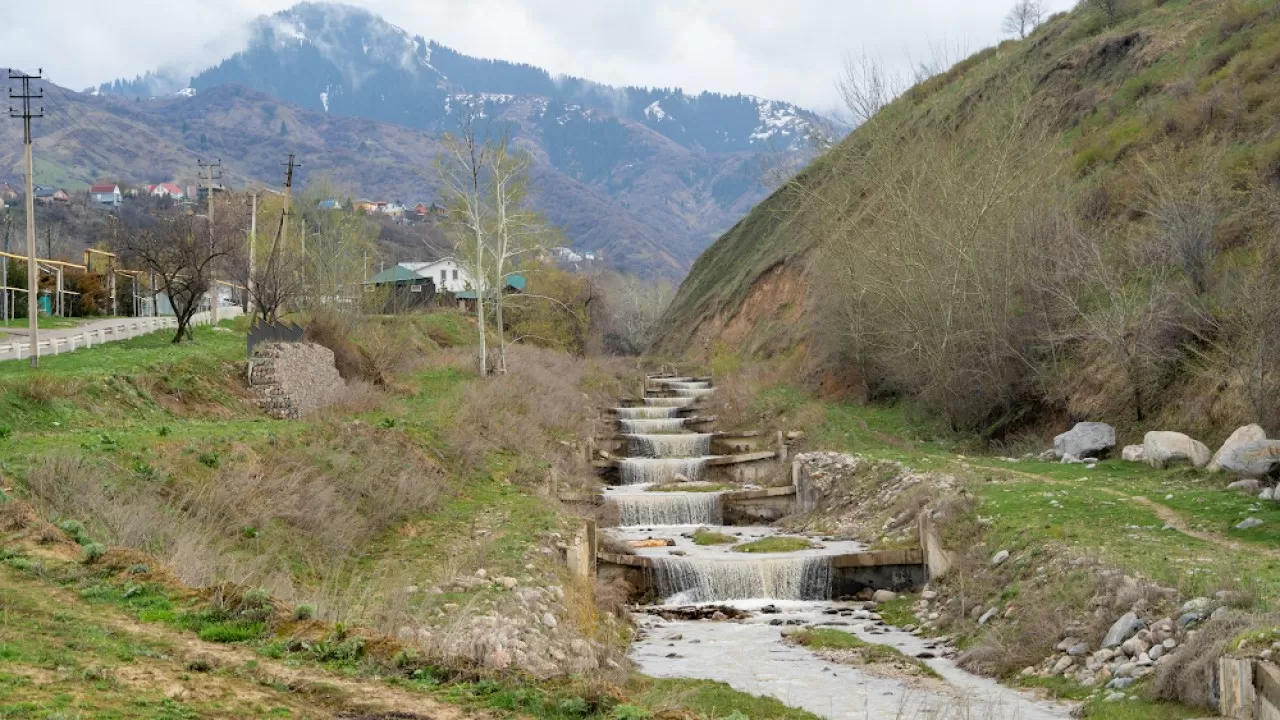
top-left (1208, 425), bottom-right (1267, 472)
top-left (1219, 440), bottom-right (1280, 479)
top-left (1054, 422), bottom-right (1117, 460)
top-left (1122, 445), bottom-right (1146, 463)
top-left (1144, 431), bottom-right (1211, 469)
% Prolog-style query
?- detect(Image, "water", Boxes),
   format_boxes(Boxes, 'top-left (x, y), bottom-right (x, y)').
top-left (619, 418), bottom-right (688, 434)
top-left (645, 397), bottom-right (695, 408)
top-left (615, 406), bottom-right (682, 419)
top-left (674, 387), bottom-right (716, 398)
top-left (611, 492), bottom-right (724, 527)
top-left (650, 556), bottom-right (832, 602)
top-left (618, 457), bottom-right (710, 485)
top-left (633, 604), bottom-right (1073, 720)
top-left (625, 433), bottom-right (713, 458)
top-left (668, 380), bottom-right (711, 390)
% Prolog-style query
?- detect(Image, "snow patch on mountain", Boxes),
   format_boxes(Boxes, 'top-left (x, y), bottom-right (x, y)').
top-left (644, 101), bottom-right (668, 121)
top-left (176, 87), bottom-right (197, 98)
top-left (748, 97), bottom-right (810, 144)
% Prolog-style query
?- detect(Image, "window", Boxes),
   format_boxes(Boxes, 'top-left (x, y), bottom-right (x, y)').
top-left (440, 270), bottom-right (446, 284)
top-left (452, 270), bottom-right (458, 281)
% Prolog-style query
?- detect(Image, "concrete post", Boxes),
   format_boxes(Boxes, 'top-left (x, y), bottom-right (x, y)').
top-left (565, 519), bottom-right (597, 580)
top-left (777, 431), bottom-right (787, 464)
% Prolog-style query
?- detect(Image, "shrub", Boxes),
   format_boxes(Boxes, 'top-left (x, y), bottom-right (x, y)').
top-left (197, 621), bottom-right (265, 643)
top-left (196, 451), bottom-right (220, 469)
top-left (293, 604), bottom-right (315, 621)
top-left (610, 705), bottom-right (652, 720)
top-left (81, 542), bottom-right (107, 563)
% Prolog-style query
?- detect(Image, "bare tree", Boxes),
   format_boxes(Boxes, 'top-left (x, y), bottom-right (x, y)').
top-left (112, 212), bottom-right (233, 343)
top-left (837, 52), bottom-right (903, 126)
top-left (1003, 0), bottom-right (1046, 39)
top-left (231, 209), bottom-right (306, 323)
top-left (438, 113), bottom-right (492, 376)
top-left (487, 134), bottom-right (548, 373)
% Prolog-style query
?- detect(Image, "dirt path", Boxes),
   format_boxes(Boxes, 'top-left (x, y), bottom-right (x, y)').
top-left (970, 461), bottom-right (1280, 560)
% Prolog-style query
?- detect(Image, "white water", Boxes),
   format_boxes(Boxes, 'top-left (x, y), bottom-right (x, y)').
top-left (633, 603), bottom-right (1073, 720)
top-left (645, 397), bottom-right (696, 407)
top-left (616, 406), bottom-right (682, 419)
top-left (651, 556), bottom-right (832, 602)
top-left (618, 457), bottom-right (710, 484)
top-left (650, 377), bottom-right (694, 385)
top-left (619, 418), bottom-right (688, 434)
top-left (625, 433), bottom-right (713, 458)
top-left (675, 387), bottom-right (716, 398)
top-left (612, 492), bottom-right (724, 527)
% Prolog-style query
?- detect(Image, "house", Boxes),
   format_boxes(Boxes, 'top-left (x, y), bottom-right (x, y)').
top-left (455, 274), bottom-right (526, 314)
top-left (197, 182), bottom-right (228, 201)
top-left (353, 200), bottom-right (377, 214)
top-left (0, 183), bottom-right (17, 202)
top-left (363, 265), bottom-right (437, 313)
top-left (33, 186), bottom-right (71, 205)
top-left (90, 183), bottom-right (123, 207)
top-left (398, 258), bottom-right (473, 294)
top-left (381, 201), bottom-right (406, 217)
top-left (317, 199), bottom-right (343, 211)
top-left (147, 183), bottom-right (185, 200)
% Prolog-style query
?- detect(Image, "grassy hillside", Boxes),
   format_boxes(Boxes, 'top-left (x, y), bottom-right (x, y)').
top-left (657, 0), bottom-right (1280, 440)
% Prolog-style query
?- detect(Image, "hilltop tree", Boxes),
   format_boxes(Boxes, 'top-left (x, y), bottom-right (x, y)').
top-left (1003, 0), bottom-right (1046, 39)
top-left (487, 134), bottom-right (549, 372)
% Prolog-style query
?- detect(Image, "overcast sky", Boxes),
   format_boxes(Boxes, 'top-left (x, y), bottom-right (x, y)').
top-left (2, 0), bottom-right (1077, 112)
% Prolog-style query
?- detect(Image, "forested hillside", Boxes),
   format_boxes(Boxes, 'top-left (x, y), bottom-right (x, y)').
top-left (657, 0), bottom-right (1280, 441)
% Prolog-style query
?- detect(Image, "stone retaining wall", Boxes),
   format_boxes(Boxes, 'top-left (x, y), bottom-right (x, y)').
top-left (249, 342), bottom-right (345, 419)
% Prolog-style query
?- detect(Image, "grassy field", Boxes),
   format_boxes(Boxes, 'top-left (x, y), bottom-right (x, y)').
top-left (0, 317), bottom-right (840, 720)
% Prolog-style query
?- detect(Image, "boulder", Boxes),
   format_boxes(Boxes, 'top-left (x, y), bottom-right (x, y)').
top-left (1102, 612), bottom-right (1145, 649)
top-left (1219, 440), bottom-right (1280, 479)
top-left (1121, 445), bottom-right (1146, 463)
top-left (872, 589), bottom-right (898, 603)
top-left (1228, 479), bottom-right (1261, 493)
top-left (1054, 422), bottom-right (1116, 460)
top-left (1209, 425), bottom-right (1267, 472)
top-left (1144, 431), bottom-right (1211, 469)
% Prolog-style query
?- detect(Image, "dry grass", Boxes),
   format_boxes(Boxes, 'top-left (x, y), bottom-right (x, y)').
top-left (1154, 610), bottom-right (1280, 708)
top-left (21, 424), bottom-right (448, 611)
top-left (445, 345), bottom-right (595, 486)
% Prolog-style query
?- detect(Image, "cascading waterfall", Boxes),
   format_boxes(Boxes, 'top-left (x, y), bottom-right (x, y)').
top-left (613, 493), bottom-right (724, 527)
top-left (645, 397), bottom-right (695, 407)
top-left (619, 458), bottom-right (709, 485)
top-left (650, 377), bottom-right (694, 385)
top-left (647, 556), bottom-right (833, 603)
top-left (675, 388), bottom-right (716, 398)
top-left (625, 433), bottom-right (713, 458)
top-left (669, 381), bottom-right (711, 390)
top-left (619, 418), bottom-right (688, 434)
top-left (616, 406), bottom-right (682, 419)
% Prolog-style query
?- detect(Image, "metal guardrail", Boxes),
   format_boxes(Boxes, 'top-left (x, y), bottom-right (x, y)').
top-left (0, 307), bottom-right (243, 362)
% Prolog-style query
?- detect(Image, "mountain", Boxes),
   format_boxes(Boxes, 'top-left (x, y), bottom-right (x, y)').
top-left (91, 2), bottom-right (833, 276)
top-left (656, 0), bottom-right (1280, 440)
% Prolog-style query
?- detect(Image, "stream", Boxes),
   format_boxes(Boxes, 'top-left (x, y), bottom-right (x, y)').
top-left (603, 377), bottom-right (1074, 719)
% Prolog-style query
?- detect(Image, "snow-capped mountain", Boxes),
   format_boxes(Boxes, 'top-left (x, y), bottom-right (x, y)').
top-left (96, 2), bottom-right (837, 276)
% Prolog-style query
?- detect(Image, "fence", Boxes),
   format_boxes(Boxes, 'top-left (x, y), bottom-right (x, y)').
top-left (0, 307), bottom-right (243, 362)
top-left (1220, 657), bottom-right (1280, 719)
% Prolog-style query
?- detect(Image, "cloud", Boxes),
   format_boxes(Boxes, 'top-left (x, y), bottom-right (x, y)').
top-left (1, 0), bottom-right (1077, 107)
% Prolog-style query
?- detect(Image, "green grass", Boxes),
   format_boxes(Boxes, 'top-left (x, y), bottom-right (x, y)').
top-left (874, 595), bottom-right (921, 628)
top-left (732, 537), bottom-right (813, 553)
top-left (692, 529), bottom-right (738, 545)
top-left (786, 629), bottom-right (941, 679)
top-left (630, 677), bottom-right (822, 720)
top-left (0, 315), bottom-right (112, 330)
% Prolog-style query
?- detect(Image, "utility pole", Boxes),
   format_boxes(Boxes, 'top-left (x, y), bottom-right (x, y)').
top-left (9, 68), bottom-right (43, 368)
top-left (281, 154), bottom-right (300, 254)
top-left (198, 158), bottom-right (222, 323)
top-left (247, 191), bottom-right (257, 318)
top-left (2, 208), bottom-right (10, 321)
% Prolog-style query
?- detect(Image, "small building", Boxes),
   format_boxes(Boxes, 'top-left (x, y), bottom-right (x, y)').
top-left (353, 200), bottom-right (377, 214)
top-left (317, 199), bottom-right (343, 210)
top-left (363, 265), bottom-right (437, 313)
top-left (455, 274), bottom-right (526, 314)
top-left (148, 183), bottom-right (185, 200)
top-left (381, 201), bottom-right (406, 217)
top-left (90, 183), bottom-right (123, 207)
top-left (0, 183), bottom-right (17, 202)
top-left (197, 182), bottom-right (228, 201)
top-left (34, 186), bottom-right (71, 205)
top-left (398, 258), bottom-right (473, 294)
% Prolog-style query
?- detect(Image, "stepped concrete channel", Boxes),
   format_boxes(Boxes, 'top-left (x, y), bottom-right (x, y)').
top-left (596, 375), bottom-right (1071, 719)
